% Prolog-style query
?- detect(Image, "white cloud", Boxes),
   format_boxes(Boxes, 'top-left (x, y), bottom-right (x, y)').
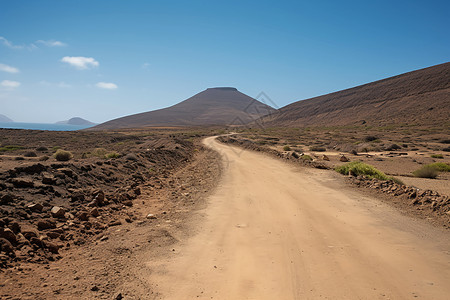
top-left (1, 80), bottom-right (21, 88)
top-left (142, 62), bottom-right (150, 69)
top-left (0, 63), bottom-right (19, 73)
top-left (96, 82), bottom-right (118, 90)
top-left (39, 81), bottom-right (71, 88)
top-left (37, 40), bottom-right (67, 47)
top-left (0, 36), bottom-right (24, 49)
top-left (61, 56), bottom-right (99, 70)
top-left (0, 37), bottom-right (66, 50)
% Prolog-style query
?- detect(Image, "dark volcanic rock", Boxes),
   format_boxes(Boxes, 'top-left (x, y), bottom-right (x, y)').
top-left (11, 178), bottom-right (34, 188)
top-left (37, 219), bottom-right (56, 231)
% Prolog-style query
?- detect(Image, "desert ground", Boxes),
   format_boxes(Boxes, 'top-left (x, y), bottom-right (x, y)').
top-left (0, 126), bottom-right (449, 299)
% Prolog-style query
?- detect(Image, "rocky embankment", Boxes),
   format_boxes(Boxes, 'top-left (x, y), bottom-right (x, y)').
top-left (218, 135), bottom-right (450, 227)
top-left (0, 138), bottom-right (195, 268)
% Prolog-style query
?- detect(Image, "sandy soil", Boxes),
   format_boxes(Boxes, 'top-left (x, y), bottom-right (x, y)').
top-left (149, 137), bottom-right (450, 299)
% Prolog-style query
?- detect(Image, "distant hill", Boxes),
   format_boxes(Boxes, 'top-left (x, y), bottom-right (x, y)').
top-left (57, 117), bottom-right (96, 126)
top-left (0, 114), bottom-right (13, 123)
top-left (92, 87), bottom-right (276, 130)
top-left (260, 62), bottom-right (450, 127)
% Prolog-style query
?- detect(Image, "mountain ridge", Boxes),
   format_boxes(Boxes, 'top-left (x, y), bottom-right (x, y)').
top-left (0, 114), bottom-right (14, 123)
top-left (260, 62), bottom-right (450, 127)
top-left (56, 117), bottom-right (96, 126)
top-left (91, 87), bottom-right (276, 130)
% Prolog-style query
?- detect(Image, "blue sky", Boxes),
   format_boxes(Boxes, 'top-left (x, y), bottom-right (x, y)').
top-left (0, 0), bottom-right (449, 123)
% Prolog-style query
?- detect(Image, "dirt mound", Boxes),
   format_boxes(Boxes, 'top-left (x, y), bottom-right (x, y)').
top-left (91, 87), bottom-right (276, 130)
top-left (0, 129), bottom-right (198, 268)
top-left (260, 62), bottom-right (450, 127)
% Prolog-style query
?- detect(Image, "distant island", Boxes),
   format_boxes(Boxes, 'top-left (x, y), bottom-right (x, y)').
top-left (56, 117), bottom-right (96, 126)
top-left (0, 114), bottom-right (14, 123)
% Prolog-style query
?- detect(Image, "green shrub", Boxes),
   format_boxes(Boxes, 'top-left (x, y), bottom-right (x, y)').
top-left (301, 155), bottom-right (313, 161)
top-left (412, 165), bottom-right (438, 179)
top-left (91, 148), bottom-right (108, 158)
top-left (105, 152), bottom-right (120, 159)
top-left (426, 162), bottom-right (450, 172)
top-left (430, 154), bottom-right (444, 159)
top-left (52, 146), bottom-right (61, 152)
top-left (335, 161), bottom-right (390, 180)
top-left (283, 145), bottom-right (291, 151)
top-left (0, 145), bottom-right (24, 152)
top-left (54, 149), bottom-right (73, 161)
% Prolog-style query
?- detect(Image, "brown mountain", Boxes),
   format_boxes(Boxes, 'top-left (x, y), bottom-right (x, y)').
top-left (261, 62), bottom-right (450, 127)
top-left (92, 87), bottom-right (275, 130)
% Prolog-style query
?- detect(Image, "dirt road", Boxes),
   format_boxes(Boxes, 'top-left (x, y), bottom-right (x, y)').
top-left (148, 137), bottom-right (450, 299)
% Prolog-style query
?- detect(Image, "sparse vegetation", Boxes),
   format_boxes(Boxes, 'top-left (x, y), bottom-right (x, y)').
top-left (105, 152), bottom-right (120, 159)
top-left (413, 165), bottom-right (438, 179)
top-left (301, 155), bottom-right (313, 161)
top-left (430, 154), bottom-right (444, 159)
top-left (91, 148), bottom-right (108, 158)
top-left (54, 149), bottom-right (73, 161)
top-left (426, 162), bottom-right (450, 172)
top-left (335, 161), bottom-right (390, 181)
top-left (283, 145), bottom-right (291, 151)
top-left (309, 146), bottom-right (326, 152)
top-left (0, 145), bottom-right (24, 152)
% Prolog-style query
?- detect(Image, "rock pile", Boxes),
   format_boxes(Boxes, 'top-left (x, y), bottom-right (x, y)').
top-left (0, 139), bottom-right (194, 268)
top-left (348, 175), bottom-right (449, 218)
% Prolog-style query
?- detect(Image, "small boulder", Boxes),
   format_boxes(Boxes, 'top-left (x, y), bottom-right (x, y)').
top-left (340, 155), bottom-right (349, 162)
top-left (37, 219), bottom-right (56, 231)
top-left (123, 200), bottom-right (133, 207)
top-left (51, 206), bottom-right (66, 218)
top-left (322, 155), bottom-right (330, 161)
top-left (146, 213), bottom-right (157, 220)
top-left (22, 228), bottom-right (38, 240)
top-left (71, 192), bottom-right (85, 202)
top-left (77, 211), bottom-right (89, 221)
top-left (0, 228), bottom-right (17, 244)
top-left (47, 231), bottom-right (61, 239)
top-left (44, 241), bottom-right (60, 254)
top-left (88, 190), bottom-right (105, 207)
top-left (29, 237), bottom-right (45, 248)
top-left (27, 203), bottom-right (43, 212)
top-left (11, 178), bottom-right (35, 188)
top-left (0, 193), bottom-right (14, 205)
top-left (42, 173), bottom-right (56, 185)
top-left (57, 168), bottom-right (74, 177)
top-left (108, 220), bottom-right (121, 227)
top-left (0, 238), bottom-right (14, 254)
top-left (90, 208), bottom-right (100, 217)
top-left (9, 221), bottom-right (21, 234)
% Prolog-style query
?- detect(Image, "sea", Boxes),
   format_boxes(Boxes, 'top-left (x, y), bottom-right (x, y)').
top-left (0, 122), bottom-right (94, 131)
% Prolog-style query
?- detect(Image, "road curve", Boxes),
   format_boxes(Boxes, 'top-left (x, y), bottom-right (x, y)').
top-left (149, 136), bottom-right (450, 299)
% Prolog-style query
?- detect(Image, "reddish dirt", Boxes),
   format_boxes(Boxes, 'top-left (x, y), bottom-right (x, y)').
top-left (0, 136), bottom-right (222, 299)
